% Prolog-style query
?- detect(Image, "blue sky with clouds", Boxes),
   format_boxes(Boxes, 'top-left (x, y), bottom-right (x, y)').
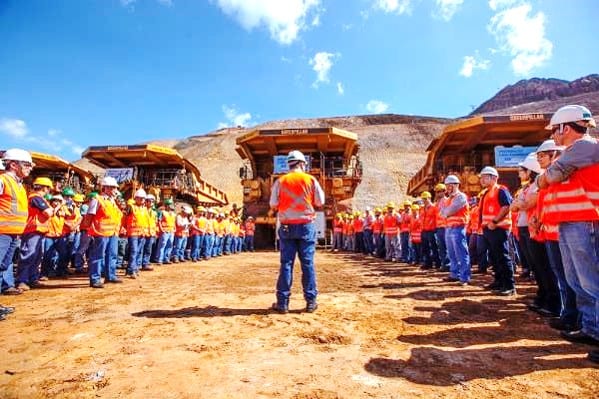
top-left (0, 0), bottom-right (597, 160)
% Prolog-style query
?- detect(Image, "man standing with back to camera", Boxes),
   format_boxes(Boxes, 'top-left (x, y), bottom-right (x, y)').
top-left (269, 150), bottom-right (325, 314)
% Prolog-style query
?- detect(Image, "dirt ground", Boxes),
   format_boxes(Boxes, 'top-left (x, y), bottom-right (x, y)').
top-left (1, 251), bottom-right (597, 398)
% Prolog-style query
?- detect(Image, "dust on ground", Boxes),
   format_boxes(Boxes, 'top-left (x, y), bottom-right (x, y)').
top-left (1, 252), bottom-right (597, 398)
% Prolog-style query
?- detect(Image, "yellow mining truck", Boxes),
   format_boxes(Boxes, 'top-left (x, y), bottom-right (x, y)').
top-left (0, 150), bottom-right (94, 193)
top-left (236, 127), bottom-right (362, 248)
top-left (407, 113), bottom-right (553, 197)
top-left (82, 144), bottom-right (228, 207)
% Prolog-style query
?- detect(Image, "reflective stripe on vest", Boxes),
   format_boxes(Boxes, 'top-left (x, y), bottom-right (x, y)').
top-left (277, 171), bottom-right (317, 224)
top-left (24, 193), bottom-right (50, 234)
top-left (436, 198), bottom-right (448, 228)
top-left (46, 213), bottom-right (65, 238)
top-left (353, 218), bottom-right (364, 233)
top-left (126, 204), bottom-right (149, 236)
top-left (0, 174), bottom-right (28, 234)
top-left (333, 219), bottom-right (343, 233)
top-left (422, 205), bottom-right (437, 231)
top-left (480, 184), bottom-right (511, 230)
top-left (89, 196), bottom-right (118, 237)
top-left (383, 213), bottom-right (399, 235)
top-left (147, 209), bottom-right (158, 236)
top-left (160, 211), bottom-right (176, 233)
top-left (372, 218), bottom-right (383, 234)
top-left (446, 195), bottom-right (469, 227)
top-left (410, 218), bottom-right (422, 243)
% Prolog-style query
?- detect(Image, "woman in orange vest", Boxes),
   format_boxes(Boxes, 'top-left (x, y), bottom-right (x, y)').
top-left (409, 204), bottom-right (422, 265)
top-left (16, 177), bottom-right (54, 291)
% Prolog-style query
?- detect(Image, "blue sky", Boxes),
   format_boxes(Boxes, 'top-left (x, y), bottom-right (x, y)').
top-left (0, 0), bottom-right (597, 160)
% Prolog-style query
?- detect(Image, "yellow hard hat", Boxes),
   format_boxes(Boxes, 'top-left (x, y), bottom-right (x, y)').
top-left (411, 204), bottom-right (420, 211)
top-left (374, 207), bottom-right (382, 213)
top-left (73, 194), bottom-right (85, 202)
top-left (434, 183), bottom-right (446, 192)
top-left (354, 211), bottom-right (361, 217)
top-left (127, 198), bottom-right (135, 205)
top-left (197, 206), bottom-right (206, 212)
top-left (33, 177), bottom-right (53, 188)
top-left (420, 191), bottom-right (432, 199)
top-left (336, 212), bottom-right (342, 217)
top-left (403, 200), bottom-right (412, 207)
top-left (386, 201), bottom-right (396, 209)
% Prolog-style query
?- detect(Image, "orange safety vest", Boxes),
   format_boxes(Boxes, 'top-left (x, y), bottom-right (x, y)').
top-left (480, 184), bottom-right (512, 230)
top-left (422, 204), bottom-right (437, 232)
top-left (537, 188), bottom-right (558, 241)
top-left (276, 171), bottom-right (319, 224)
top-left (24, 193), bottom-right (50, 234)
top-left (467, 205), bottom-right (480, 235)
top-left (62, 205), bottom-right (81, 235)
top-left (410, 216), bottom-right (422, 243)
top-left (399, 212), bottom-right (411, 233)
top-left (47, 210), bottom-right (66, 238)
top-left (0, 173), bottom-right (28, 235)
top-left (194, 216), bottom-right (208, 235)
top-left (126, 204), bottom-right (149, 237)
top-left (383, 213), bottom-right (399, 235)
top-left (543, 163), bottom-right (599, 224)
top-left (372, 216), bottom-right (383, 234)
top-left (353, 217), bottom-right (364, 233)
top-left (160, 210), bottom-right (176, 233)
top-left (333, 219), bottom-right (343, 233)
top-left (445, 195), bottom-right (469, 228)
top-left (88, 196), bottom-right (119, 237)
top-left (436, 198), bottom-right (448, 228)
top-left (175, 215), bottom-right (189, 237)
top-left (245, 220), bottom-right (255, 235)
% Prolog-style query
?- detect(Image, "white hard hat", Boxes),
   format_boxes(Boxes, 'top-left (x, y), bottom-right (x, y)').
top-left (134, 188), bottom-right (147, 198)
top-left (518, 152), bottom-right (542, 174)
top-left (52, 194), bottom-right (64, 202)
top-left (287, 150), bottom-right (307, 164)
top-left (2, 148), bottom-right (32, 163)
top-left (480, 166), bottom-right (499, 177)
top-left (0, 161), bottom-right (4, 170)
top-left (444, 174), bottom-right (460, 184)
top-left (145, 194), bottom-right (155, 201)
top-left (546, 105), bottom-right (596, 130)
top-left (183, 206), bottom-right (193, 214)
top-left (218, 212), bottom-right (225, 218)
top-left (101, 176), bottom-right (118, 187)
top-left (536, 139), bottom-right (565, 153)
top-left (365, 206), bottom-right (371, 211)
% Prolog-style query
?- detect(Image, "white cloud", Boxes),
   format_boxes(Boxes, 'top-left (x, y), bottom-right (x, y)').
top-left (433, 0), bottom-right (464, 21)
top-left (281, 55), bottom-right (292, 63)
top-left (309, 51), bottom-right (339, 87)
top-left (218, 105), bottom-right (252, 128)
top-left (337, 82), bottom-right (344, 95)
top-left (47, 128), bottom-right (60, 137)
top-left (311, 13), bottom-right (320, 26)
top-left (0, 118), bottom-right (28, 138)
top-left (459, 53), bottom-right (491, 77)
top-left (214, 0), bottom-right (322, 45)
top-left (366, 100), bottom-right (389, 114)
top-left (487, 1), bottom-right (553, 76)
top-left (373, 0), bottom-right (412, 15)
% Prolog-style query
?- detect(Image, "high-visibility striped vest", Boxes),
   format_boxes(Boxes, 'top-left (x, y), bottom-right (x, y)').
top-left (0, 173), bottom-right (28, 235)
top-left (24, 193), bottom-right (50, 234)
top-left (276, 171), bottom-right (318, 224)
top-left (543, 163), bottom-right (599, 224)
top-left (422, 204), bottom-right (438, 232)
top-left (372, 216), bottom-right (383, 234)
top-left (446, 194), bottom-right (469, 228)
top-left (205, 218), bottom-right (215, 235)
top-left (333, 219), bottom-right (343, 233)
top-left (480, 184), bottom-right (512, 230)
top-left (467, 205), bottom-right (480, 235)
top-left (62, 205), bottom-right (81, 235)
top-left (147, 208), bottom-right (158, 237)
top-left (383, 213), bottom-right (399, 235)
top-left (353, 217), bottom-right (364, 233)
top-left (399, 212), bottom-right (411, 233)
top-left (126, 204), bottom-right (149, 237)
top-left (88, 196), bottom-right (119, 237)
top-left (436, 197), bottom-right (448, 228)
top-left (410, 216), bottom-right (422, 243)
top-left (536, 188), bottom-right (558, 241)
top-left (160, 210), bottom-right (176, 233)
top-left (46, 212), bottom-right (66, 238)
top-left (195, 216), bottom-right (208, 235)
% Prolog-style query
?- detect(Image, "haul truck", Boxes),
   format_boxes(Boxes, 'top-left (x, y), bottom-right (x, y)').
top-left (0, 150), bottom-right (94, 193)
top-left (407, 113), bottom-right (553, 197)
top-left (82, 144), bottom-right (228, 207)
top-left (236, 127), bottom-right (362, 248)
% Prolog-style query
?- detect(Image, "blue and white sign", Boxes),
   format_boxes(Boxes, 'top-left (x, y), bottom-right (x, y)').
top-left (273, 155), bottom-right (312, 174)
top-left (494, 146), bottom-right (537, 167)
top-left (105, 168), bottom-right (134, 183)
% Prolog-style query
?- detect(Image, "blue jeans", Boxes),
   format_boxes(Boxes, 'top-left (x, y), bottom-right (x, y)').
top-left (558, 221), bottom-right (599, 340)
top-left (89, 235), bottom-right (118, 284)
top-left (0, 234), bottom-right (19, 291)
top-left (545, 240), bottom-right (579, 326)
top-left (127, 236), bottom-right (145, 274)
top-left (223, 234), bottom-right (232, 254)
top-left (276, 223), bottom-right (317, 306)
top-left (204, 234), bottom-right (215, 259)
top-left (400, 232), bottom-right (410, 261)
top-left (421, 231), bottom-right (440, 268)
top-left (245, 235), bottom-right (255, 252)
top-left (191, 234), bottom-right (205, 260)
top-left (157, 232), bottom-right (174, 263)
top-left (384, 234), bottom-right (399, 261)
top-left (483, 227), bottom-right (515, 291)
top-left (56, 235), bottom-right (71, 275)
top-left (74, 231), bottom-right (91, 270)
top-left (363, 229), bottom-right (373, 254)
top-left (173, 236), bottom-right (188, 261)
top-left (436, 227), bottom-right (450, 267)
top-left (42, 237), bottom-right (59, 276)
top-left (142, 236), bottom-right (156, 267)
top-left (446, 226), bottom-right (471, 282)
top-left (17, 233), bottom-right (44, 285)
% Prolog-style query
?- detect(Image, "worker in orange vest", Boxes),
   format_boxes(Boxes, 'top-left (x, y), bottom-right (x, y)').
top-left (409, 204), bottom-right (422, 265)
top-left (156, 198), bottom-right (176, 264)
top-left (434, 183), bottom-right (451, 270)
top-left (213, 212), bottom-right (226, 257)
top-left (420, 191), bottom-right (440, 269)
top-left (332, 213), bottom-right (343, 252)
top-left (16, 177), bottom-right (53, 292)
top-left (0, 149), bottom-right (32, 315)
top-left (362, 207), bottom-right (375, 255)
top-left (353, 211), bottom-right (364, 253)
top-left (244, 216), bottom-right (256, 252)
top-left (173, 205), bottom-right (192, 262)
top-left (399, 200), bottom-right (412, 262)
top-left (269, 150), bottom-right (324, 313)
top-left (203, 208), bottom-right (216, 259)
top-left (142, 194), bottom-right (158, 269)
top-left (478, 166), bottom-right (515, 296)
top-left (125, 189), bottom-right (149, 278)
top-left (190, 206), bottom-right (207, 261)
top-left (80, 176), bottom-right (123, 288)
top-left (383, 202), bottom-right (400, 262)
top-left (42, 195), bottom-right (69, 278)
top-left (537, 105), bottom-right (599, 353)
top-left (372, 208), bottom-right (385, 258)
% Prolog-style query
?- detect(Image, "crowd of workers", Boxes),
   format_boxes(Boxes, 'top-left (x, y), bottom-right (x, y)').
top-left (330, 105), bottom-right (599, 362)
top-left (0, 105), bottom-right (597, 364)
top-left (0, 157), bottom-right (257, 299)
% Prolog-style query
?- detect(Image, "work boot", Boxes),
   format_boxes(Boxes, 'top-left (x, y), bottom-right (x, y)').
top-left (588, 350), bottom-right (599, 364)
top-left (105, 278), bottom-right (124, 283)
top-left (496, 288), bottom-right (517, 296)
top-left (561, 330), bottom-right (599, 345)
top-left (2, 287), bottom-right (22, 295)
top-left (271, 302), bottom-right (288, 314)
top-left (90, 282), bottom-right (104, 289)
top-left (29, 281), bottom-right (47, 289)
top-left (548, 319), bottom-right (579, 332)
top-left (17, 283), bottom-right (31, 291)
top-left (0, 306), bottom-right (15, 315)
top-left (305, 301), bottom-right (318, 313)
